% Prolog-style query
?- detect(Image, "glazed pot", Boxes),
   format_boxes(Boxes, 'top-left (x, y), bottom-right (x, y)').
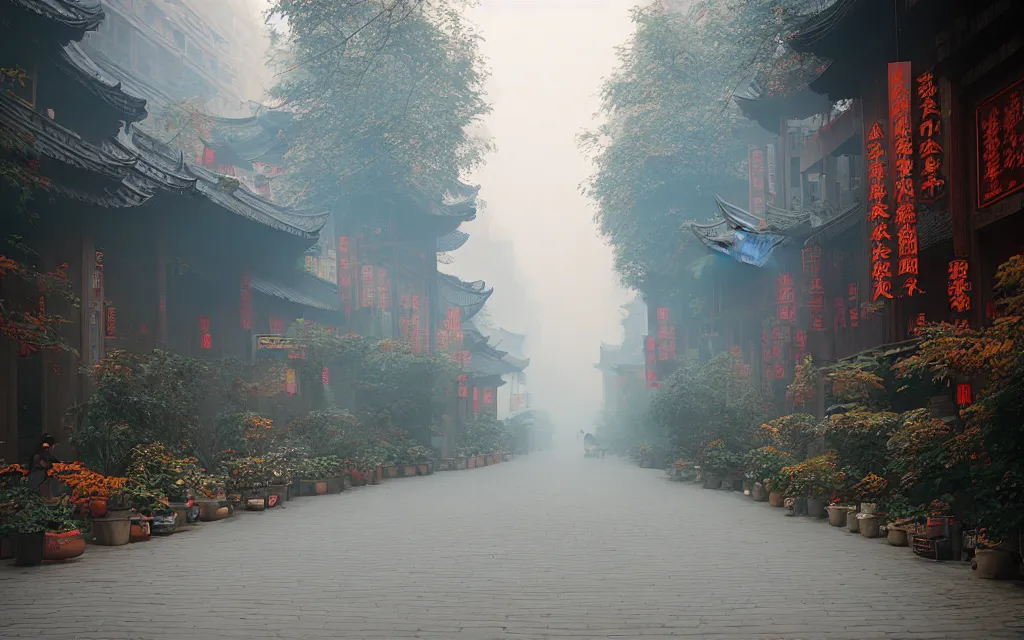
top-left (847, 510), bottom-right (860, 532)
top-left (91, 518), bottom-right (131, 546)
top-left (703, 474), bottom-right (722, 490)
top-left (245, 495), bottom-right (267, 511)
top-left (13, 531), bottom-right (45, 566)
top-left (827, 506), bottom-right (850, 527)
top-left (89, 497), bottom-right (108, 519)
top-left (859, 514), bottom-right (880, 538)
top-left (974, 549), bottom-right (1018, 580)
top-left (887, 528), bottom-right (908, 546)
top-left (769, 491), bottom-right (784, 507)
top-left (806, 497), bottom-right (827, 519)
top-left (43, 529), bottom-right (85, 561)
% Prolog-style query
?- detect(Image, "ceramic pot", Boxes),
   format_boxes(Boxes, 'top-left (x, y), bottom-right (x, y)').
top-left (974, 549), bottom-right (1018, 580)
top-left (847, 510), bottom-right (860, 532)
top-left (417, 464), bottom-right (428, 476)
top-left (703, 474), bottom-right (722, 490)
top-left (860, 502), bottom-right (878, 514)
top-left (806, 497), bottom-right (827, 519)
top-left (476, 455), bottom-right (485, 467)
top-left (89, 497), bottom-right (108, 519)
top-left (325, 476), bottom-right (343, 494)
top-left (13, 532), bottom-right (44, 566)
top-left (43, 530), bottom-right (85, 561)
top-left (769, 492), bottom-right (784, 507)
top-left (198, 501), bottom-right (231, 521)
top-left (827, 506), bottom-right (850, 527)
top-left (426, 461), bottom-right (434, 475)
top-left (245, 496), bottom-right (267, 511)
top-left (859, 514), bottom-right (880, 538)
top-left (752, 483), bottom-right (768, 502)
top-left (91, 519), bottom-right (131, 546)
top-left (887, 528), bottom-right (908, 546)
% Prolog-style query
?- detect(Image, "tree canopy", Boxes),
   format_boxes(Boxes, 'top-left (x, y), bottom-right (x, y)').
top-left (580, 0), bottom-right (823, 292)
top-left (267, 0), bottom-right (492, 213)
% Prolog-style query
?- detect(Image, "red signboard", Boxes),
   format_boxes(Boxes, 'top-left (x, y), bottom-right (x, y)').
top-left (977, 75), bottom-right (1024, 208)
top-left (867, 121), bottom-right (893, 301)
top-left (948, 259), bottom-right (971, 313)
top-left (105, 306), bottom-right (116, 338)
top-left (916, 71), bottom-right (946, 202)
top-left (483, 388), bottom-right (494, 405)
top-left (473, 387), bottom-right (480, 415)
top-left (321, 367), bottom-right (330, 385)
top-left (457, 374), bottom-right (468, 398)
top-left (644, 336), bottom-right (658, 388)
top-left (889, 62), bottom-right (921, 297)
top-left (337, 236), bottom-right (351, 316)
top-left (748, 146), bottom-right (766, 216)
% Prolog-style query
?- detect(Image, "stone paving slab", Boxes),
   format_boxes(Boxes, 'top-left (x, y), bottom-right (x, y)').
top-left (3, 451), bottom-right (1024, 639)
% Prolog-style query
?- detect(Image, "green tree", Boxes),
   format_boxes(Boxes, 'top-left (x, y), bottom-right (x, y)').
top-left (267, 0), bottom-right (491, 211)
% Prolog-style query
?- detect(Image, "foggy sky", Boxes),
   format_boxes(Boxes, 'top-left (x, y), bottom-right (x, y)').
top-left (456, 0), bottom-right (636, 434)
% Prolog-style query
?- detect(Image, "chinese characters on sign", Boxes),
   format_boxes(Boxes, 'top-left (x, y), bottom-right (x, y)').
top-left (483, 388), bottom-right (494, 405)
top-left (473, 387), bottom-right (480, 415)
top-left (321, 367), bottom-right (330, 385)
top-left (889, 62), bottom-right (921, 297)
top-left (457, 374), bottom-right (468, 398)
top-left (977, 76), bottom-right (1024, 208)
top-left (748, 146), bottom-right (766, 216)
top-left (948, 259), bottom-right (972, 313)
top-left (645, 336), bottom-right (658, 388)
top-left (655, 307), bottom-right (675, 361)
top-left (915, 71), bottom-right (946, 203)
top-left (337, 236), bottom-right (352, 316)
top-left (360, 265), bottom-right (375, 308)
top-left (105, 306), bottom-right (116, 338)
top-left (867, 121), bottom-right (893, 301)
top-left (848, 283), bottom-right (859, 328)
top-left (802, 248), bottom-right (825, 331)
top-left (776, 272), bottom-right (795, 323)
top-left (198, 316), bottom-right (211, 350)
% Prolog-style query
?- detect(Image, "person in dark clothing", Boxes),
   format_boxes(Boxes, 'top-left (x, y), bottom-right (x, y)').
top-left (27, 433), bottom-right (59, 496)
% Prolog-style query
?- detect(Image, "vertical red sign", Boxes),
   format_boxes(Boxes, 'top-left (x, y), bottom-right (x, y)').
top-left (867, 121), bottom-right (893, 301)
top-left (915, 71), bottom-right (946, 203)
top-left (948, 259), bottom-right (971, 313)
top-left (337, 236), bottom-right (351, 316)
top-left (889, 61), bottom-right (921, 297)
top-left (644, 336), bottom-right (657, 388)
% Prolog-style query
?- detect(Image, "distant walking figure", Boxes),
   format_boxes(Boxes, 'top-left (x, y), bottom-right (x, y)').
top-left (28, 433), bottom-right (60, 497)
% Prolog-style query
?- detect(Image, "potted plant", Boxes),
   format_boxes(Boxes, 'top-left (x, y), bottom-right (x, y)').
top-left (744, 447), bottom-right (794, 502)
top-left (700, 441), bottom-right (738, 490)
top-left (779, 455), bottom-right (846, 518)
top-left (0, 486), bottom-right (84, 565)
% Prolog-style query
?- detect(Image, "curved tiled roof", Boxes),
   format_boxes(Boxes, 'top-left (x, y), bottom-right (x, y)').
top-left (8, 0), bottom-right (104, 41)
top-left (438, 272), bottom-right (492, 322)
top-left (251, 275), bottom-right (337, 312)
top-left (437, 229), bottom-right (470, 253)
top-left (200, 110), bottom-right (293, 165)
top-left (56, 42), bottom-right (148, 126)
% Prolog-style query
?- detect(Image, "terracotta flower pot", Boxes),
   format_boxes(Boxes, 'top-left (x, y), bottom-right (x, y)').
top-left (752, 483), bottom-right (768, 502)
top-left (267, 484), bottom-right (290, 502)
top-left (847, 510), bottom-right (860, 532)
top-left (91, 518), bottom-right (131, 546)
top-left (827, 506), bottom-right (850, 527)
top-left (859, 514), bottom-right (880, 538)
top-left (476, 455), bottom-right (485, 467)
top-left (417, 464), bottom-right (428, 475)
top-left (769, 491), bottom-right (784, 507)
top-left (44, 529), bottom-right (85, 561)
top-left (402, 464), bottom-right (417, 477)
top-left (198, 501), bottom-right (232, 521)
top-left (887, 528), bottom-right (908, 546)
top-left (973, 549), bottom-right (1018, 580)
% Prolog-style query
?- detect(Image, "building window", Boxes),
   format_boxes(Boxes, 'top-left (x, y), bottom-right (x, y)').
top-left (6, 65), bottom-right (36, 108)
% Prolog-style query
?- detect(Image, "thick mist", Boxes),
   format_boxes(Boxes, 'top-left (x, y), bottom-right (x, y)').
top-left (453, 0), bottom-right (637, 437)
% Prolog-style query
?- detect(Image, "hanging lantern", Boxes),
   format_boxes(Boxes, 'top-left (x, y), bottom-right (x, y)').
top-left (956, 383), bottom-right (972, 406)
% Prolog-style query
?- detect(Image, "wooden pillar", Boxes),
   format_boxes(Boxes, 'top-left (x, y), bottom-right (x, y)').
top-left (157, 229), bottom-right (168, 348)
top-left (944, 77), bottom-right (980, 327)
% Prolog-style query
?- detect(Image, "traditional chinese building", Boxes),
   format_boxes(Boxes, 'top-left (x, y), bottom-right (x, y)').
top-left (596, 296), bottom-right (647, 411)
top-left (0, 0), bottom-right (332, 463)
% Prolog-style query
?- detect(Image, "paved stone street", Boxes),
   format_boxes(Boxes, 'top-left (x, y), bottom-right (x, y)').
top-left (4, 449), bottom-right (1024, 640)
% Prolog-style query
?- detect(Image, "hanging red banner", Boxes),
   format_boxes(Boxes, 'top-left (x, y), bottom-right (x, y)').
top-left (321, 367), bottom-right (330, 385)
top-left (915, 71), bottom-right (946, 203)
top-left (483, 388), bottom-right (494, 405)
top-left (337, 236), bottom-right (351, 316)
top-left (457, 374), bottom-right (468, 398)
top-left (889, 61), bottom-right (921, 297)
top-left (472, 387), bottom-right (479, 415)
top-left (377, 268), bottom-right (390, 311)
top-left (867, 121), bottom-right (893, 301)
top-left (105, 306), bottom-right (116, 338)
top-left (976, 76), bottom-right (1024, 209)
top-left (644, 335), bottom-right (658, 388)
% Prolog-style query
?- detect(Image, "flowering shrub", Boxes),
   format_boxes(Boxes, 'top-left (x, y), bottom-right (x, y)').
top-left (50, 462), bottom-right (128, 500)
top-left (760, 413), bottom-right (817, 457)
top-left (744, 446), bottom-right (795, 484)
top-left (850, 472), bottom-right (888, 503)
top-left (777, 454), bottom-right (846, 498)
top-left (699, 440), bottom-right (742, 477)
